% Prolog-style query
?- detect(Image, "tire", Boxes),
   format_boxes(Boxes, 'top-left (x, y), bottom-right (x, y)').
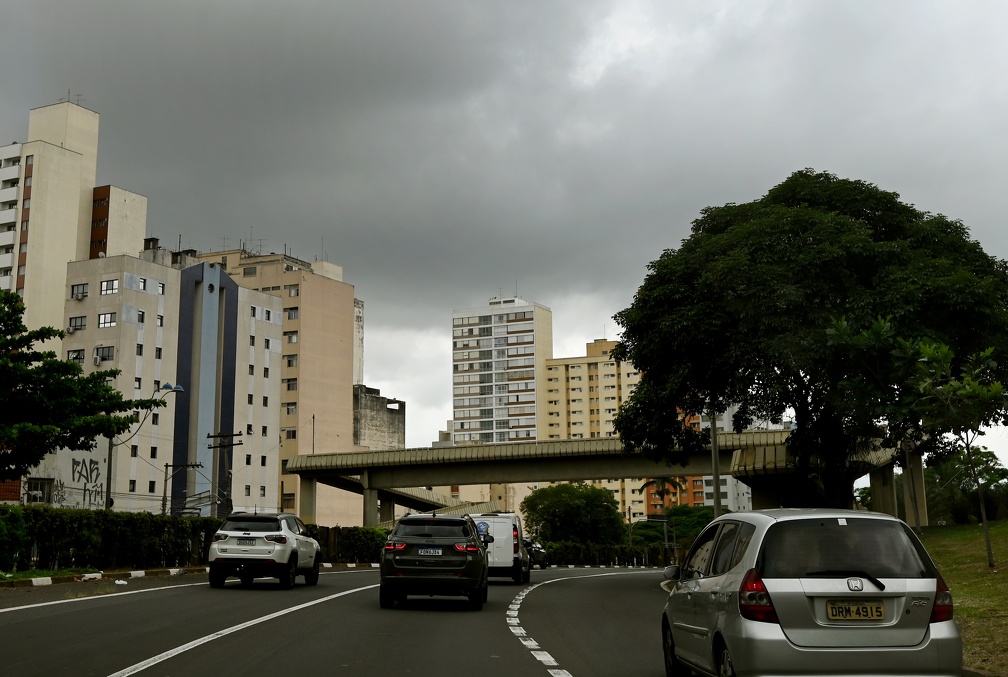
top-left (521, 564), bottom-right (531, 584)
top-left (481, 581), bottom-right (489, 603)
top-left (379, 583), bottom-right (395, 609)
top-left (208, 565), bottom-right (226, 589)
top-left (278, 557), bottom-right (297, 589)
top-left (663, 618), bottom-right (688, 677)
top-left (304, 555), bottom-right (321, 586)
top-left (468, 590), bottom-right (484, 611)
top-left (717, 643), bottom-right (736, 677)
top-left (512, 562), bottom-right (523, 585)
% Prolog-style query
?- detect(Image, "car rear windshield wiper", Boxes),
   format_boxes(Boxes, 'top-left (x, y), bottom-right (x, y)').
top-left (806, 570), bottom-right (886, 591)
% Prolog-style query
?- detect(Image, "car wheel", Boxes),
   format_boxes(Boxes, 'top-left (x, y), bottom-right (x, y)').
top-left (521, 563), bottom-right (531, 584)
top-left (482, 581), bottom-right (489, 603)
top-left (278, 557), bottom-right (297, 589)
top-left (379, 584), bottom-right (395, 609)
top-left (512, 562), bottom-right (522, 584)
top-left (717, 643), bottom-right (736, 677)
top-left (208, 565), bottom-right (226, 589)
top-left (304, 555), bottom-right (321, 586)
top-left (468, 590), bottom-right (484, 611)
top-left (663, 618), bottom-right (688, 677)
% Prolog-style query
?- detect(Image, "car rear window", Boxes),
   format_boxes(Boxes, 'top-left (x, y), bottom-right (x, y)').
top-left (759, 517), bottom-right (933, 579)
top-left (222, 518), bottom-right (281, 532)
top-left (396, 520), bottom-right (468, 538)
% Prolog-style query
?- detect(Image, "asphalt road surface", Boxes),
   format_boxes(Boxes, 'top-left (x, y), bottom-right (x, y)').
top-left (0, 567), bottom-right (667, 677)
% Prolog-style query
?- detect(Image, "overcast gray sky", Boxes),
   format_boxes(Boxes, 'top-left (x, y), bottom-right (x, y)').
top-left (4, 1), bottom-right (1008, 464)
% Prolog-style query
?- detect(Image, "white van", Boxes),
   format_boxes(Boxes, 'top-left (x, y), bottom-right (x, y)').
top-left (473, 512), bottom-right (531, 584)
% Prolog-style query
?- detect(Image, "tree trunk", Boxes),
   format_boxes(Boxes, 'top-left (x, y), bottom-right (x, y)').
top-left (964, 443), bottom-right (996, 570)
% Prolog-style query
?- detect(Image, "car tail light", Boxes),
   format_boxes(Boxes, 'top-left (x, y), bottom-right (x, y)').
top-left (384, 541), bottom-right (407, 551)
top-left (930, 574), bottom-right (954, 622)
top-left (513, 527), bottom-right (519, 555)
top-left (739, 569), bottom-right (779, 623)
top-left (455, 543), bottom-right (480, 552)
top-left (213, 533), bottom-right (228, 542)
top-left (265, 534), bottom-right (287, 544)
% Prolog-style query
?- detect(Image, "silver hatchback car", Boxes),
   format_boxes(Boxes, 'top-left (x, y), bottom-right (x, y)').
top-left (661, 509), bottom-right (962, 677)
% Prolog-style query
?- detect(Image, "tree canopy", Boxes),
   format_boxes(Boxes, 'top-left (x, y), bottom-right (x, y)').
top-left (520, 483), bottom-right (626, 544)
top-left (612, 169), bottom-right (1008, 506)
top-left (0, 290), bottom-right (152, 480)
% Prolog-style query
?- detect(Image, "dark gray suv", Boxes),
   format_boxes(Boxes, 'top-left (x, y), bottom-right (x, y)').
top-left (379, 512), bottom-right (493, 610)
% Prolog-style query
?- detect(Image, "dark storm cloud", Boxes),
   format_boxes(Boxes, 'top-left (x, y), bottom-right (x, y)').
top-left (3, 1), bottom-right (1008, 449)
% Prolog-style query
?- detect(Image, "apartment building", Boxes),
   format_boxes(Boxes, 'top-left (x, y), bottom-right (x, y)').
top-left (449, 296), bottom-right (553, 510)
top-left (198, 248), bottom-right (363, 525)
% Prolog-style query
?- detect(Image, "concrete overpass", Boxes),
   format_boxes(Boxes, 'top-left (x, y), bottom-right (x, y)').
top-left (287, 432), bottom-right (795, 526)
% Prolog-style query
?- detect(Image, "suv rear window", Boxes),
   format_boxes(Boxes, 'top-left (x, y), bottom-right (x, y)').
top-left (222, 518), bottom-right (281, 532)
top-left (760, 518), bottom-right (932, 579)
top-left (396, 519), bottom-right (469, 538)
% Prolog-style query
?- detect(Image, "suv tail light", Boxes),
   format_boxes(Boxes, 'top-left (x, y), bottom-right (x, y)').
top-left (739, 569), bottom-right (779, 623)
top-left (384, 541), bottom-right (407, 551)
top-left (930, 574), bottom-right (954, 622)
top-left (213, 533), bottom-right (228, 542)
top-left (265, 534), bottom-right (288, 544)
top-left (513, 526), bottom-right (519, 555)
top-left (454, 543), bottom-right (480, 552)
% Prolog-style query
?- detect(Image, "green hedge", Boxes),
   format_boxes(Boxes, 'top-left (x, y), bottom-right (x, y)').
top-left (0, 505), bottom-right (388, 572)
top-left (545, 541), bottom-right (666, 567)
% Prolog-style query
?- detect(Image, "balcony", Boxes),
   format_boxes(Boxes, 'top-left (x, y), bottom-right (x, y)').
top-left (0, 187), bottom-right (17, 204)
top-left (0, 206), bottom-right (16, 226)
top-left (0, 164), bottom-right (19, 182)
top-left (0, 228), bottom-right (14, 248)
top-left (0, 252), bottom-right (12, 270)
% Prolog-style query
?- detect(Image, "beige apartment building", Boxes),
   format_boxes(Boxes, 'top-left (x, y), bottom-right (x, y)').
top-left (198, 248), bottom-right (364, 525)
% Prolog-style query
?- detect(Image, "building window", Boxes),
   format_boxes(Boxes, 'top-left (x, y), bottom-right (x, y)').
top-left (136, 343), bottom-right (143, 356)
top-left (131, 445), bottom-right (138, 458)
top-left (243, 267), bottom-right (257, 277)
top-left (247, 424), bottom-right (253, 435)
top-left (100, 279), bottom-right (119, 295)
top-left (264, 338), bottom-right (271, 350)
top-left (283, 378), bottom-right (297, 391)
top-left (284, 331), bottom-right (298, 344)
top-left (265, 309), bottom-right (271, 321)
top-left (284, 428), bottom-right (297, 440)
top-left (139, 277), bottom-right (147, 291)
top-left (247, 394), bottom-right (254, 405)
top-left (250, 306), bottom-right (257, 318)
top-left (262, 396), bottom-right (268, 407)
top-left (157, 315), bottom-right (164, 327)
top-left (155, 347), bottom-right (162, 359)
top-left (245, 454), bottom-right (252, 466)
top-left (281, 460), bottom-right (289, 474)
top-left (70, 283), bottom-right (88, 299)
top-left (249, 364), bottom-right (254, 376)
top-left (250, 335), bottom-right (255, 347)
top-left (284, 402), bottom-right (297, 415)
top-left (260, 486), bottom-right (266, 498)
top-left (285, 307), bottom-right (299, 320)
top-left (150, 446), bottom-right (157, 459)
top-left (25, 478), bottom-right (53, 504)
top-left (138, 310), bottom-right (145, 324)
top-left (285, 354), bottom-right (298, 368)
top-left (260, 455), bottom-right (267, 467)
top-left (95, 346), bottom-right (115, 361)
top-left (68, 316), bottom-right (87, 331)
top-left (261, 426), bottom-right (268, 437)
top-left (158, 282), bottom-right (165, 295)
top-left (129, 480), bottom-right (136, 493)
top-left (134, 377), bottom-right (142, 389)
top-left (149, 481), bottom-right (156, 493)
top-left (98, 312), bottom-right (117, 328)
top-left (244, 485), bottom-right (251, 497)
top-left (285, 284), bottom-right (299, 297)
top-left (263, 367), bottom-right (269, 378)
top-left (67, 349), bottom-right (84, 364)
top-left (151, 413), bottom-right (159, 426)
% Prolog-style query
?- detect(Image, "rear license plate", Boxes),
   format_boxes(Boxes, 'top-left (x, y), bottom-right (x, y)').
top-left (827, 599), bottom-right (885, 620)
top-left (237, 538), bottom-right (256, 546)
top-left (417, 548), bottom-right (442, 556)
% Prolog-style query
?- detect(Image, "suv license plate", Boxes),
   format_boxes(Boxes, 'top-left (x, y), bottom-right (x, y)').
top-left (417, 548), bottom-right (442, 556)
top-left (827, 600), bottom-right (885, 620)
top-left (237, 538), bottom-right (256, 546)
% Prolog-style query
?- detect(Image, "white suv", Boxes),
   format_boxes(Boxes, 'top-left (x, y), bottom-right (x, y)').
top-left (208, 512), bottom-right (322, 589)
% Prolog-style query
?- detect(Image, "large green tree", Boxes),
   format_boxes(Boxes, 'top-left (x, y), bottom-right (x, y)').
top-left (0, 290), bottom-right (155, 480)
top-left (520, 483), bottom-right (625, 544)
top-left (612, 169), bottom-right (1008, 507)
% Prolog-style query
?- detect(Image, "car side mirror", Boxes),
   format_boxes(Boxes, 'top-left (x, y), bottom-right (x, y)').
top-left (663, 564), bottom-right (682, 581)
top-left (480, 533), bottom-right (495, 544)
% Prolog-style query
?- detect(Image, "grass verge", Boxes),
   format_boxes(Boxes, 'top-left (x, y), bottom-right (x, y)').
top-left (919, 520), bottom-right (1007, 676)
top-left (1, 567), bottom-right (101, 581)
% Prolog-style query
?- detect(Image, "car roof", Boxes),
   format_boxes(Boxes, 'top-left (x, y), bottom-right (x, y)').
top-left (400, 512), bottom-right (466, 520)
top-left (225, 512), bottom-right (293, 520)
top-left (717, 508), bottom-right (902, 527)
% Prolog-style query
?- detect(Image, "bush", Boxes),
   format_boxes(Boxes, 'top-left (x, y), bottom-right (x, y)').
top-left (0, 505), bottom-right (27, 571)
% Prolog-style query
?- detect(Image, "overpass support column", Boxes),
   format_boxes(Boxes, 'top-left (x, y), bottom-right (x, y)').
top-left (298, 476), bottom-right (317, 524)
top-left (870, 464), bottom-right (898, 517)
top-left (361, 470), bottom-right (379, 527)
top-left (902, 452), bottom-right (928, 528)
top-left (379, 493), bottom-right (395, 523)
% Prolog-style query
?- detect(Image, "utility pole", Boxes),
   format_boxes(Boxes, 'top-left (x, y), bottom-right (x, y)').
top-left (208, 432), bottom-right (243, 518)
top-left (162, 462), bottom-right (202, 515)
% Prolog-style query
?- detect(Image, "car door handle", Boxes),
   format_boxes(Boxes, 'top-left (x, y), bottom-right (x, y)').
top-left (709, 587), bottom-right (721, 598)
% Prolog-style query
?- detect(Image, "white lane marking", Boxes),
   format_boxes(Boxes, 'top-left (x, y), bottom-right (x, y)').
top-left (506, 570), bottom-right (655, 676)
top-left (107, 583), bottom-right (379, 676)
top-left (0, 568), bottom-right (372, 615)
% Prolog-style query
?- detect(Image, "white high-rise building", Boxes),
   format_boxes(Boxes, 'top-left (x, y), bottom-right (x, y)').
top-left (449, 296), bottom-right (552, 510)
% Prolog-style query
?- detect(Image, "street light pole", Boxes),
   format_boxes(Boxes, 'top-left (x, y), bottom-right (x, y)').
top-left (105, 383), bottom-right (184, 511)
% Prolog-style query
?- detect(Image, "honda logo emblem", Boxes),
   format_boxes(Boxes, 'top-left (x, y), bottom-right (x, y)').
top-left (847, 578), bottom-right (864, 592)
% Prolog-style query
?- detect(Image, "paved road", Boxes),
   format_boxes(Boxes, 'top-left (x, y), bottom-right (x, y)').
top-left (0, 567), bottom-right (667, 677)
